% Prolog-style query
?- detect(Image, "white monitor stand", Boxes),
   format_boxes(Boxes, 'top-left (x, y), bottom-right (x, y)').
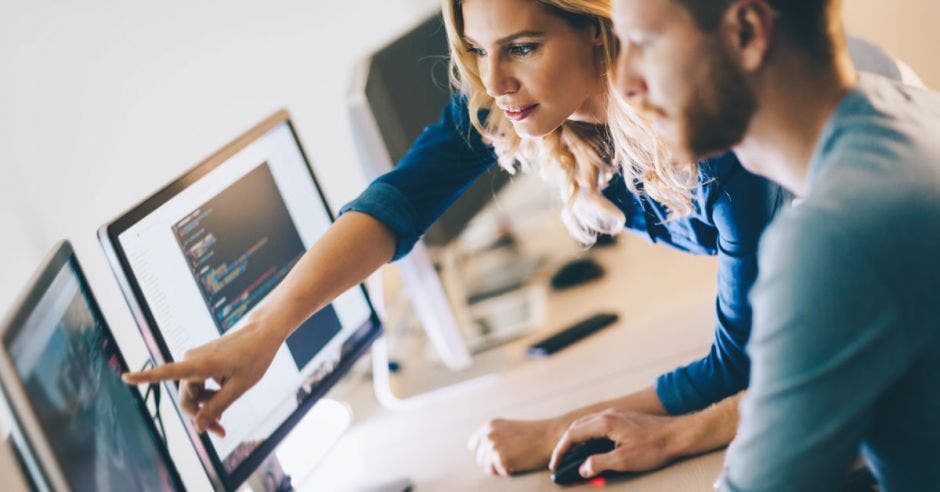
top-left (347, 60), bottom-right (474, 374)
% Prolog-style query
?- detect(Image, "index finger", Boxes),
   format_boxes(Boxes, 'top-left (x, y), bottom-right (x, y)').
top-left (122, 359), bottom-right (203, 385)
top-left (549, 415), bottom-right (610, 470)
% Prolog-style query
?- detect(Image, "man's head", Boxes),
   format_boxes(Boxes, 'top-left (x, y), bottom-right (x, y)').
top-left (611, 0), bottom-right (843, 161)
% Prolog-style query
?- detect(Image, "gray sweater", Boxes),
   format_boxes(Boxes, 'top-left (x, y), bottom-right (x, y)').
top-left (722, 74), bottom-right (940, 491)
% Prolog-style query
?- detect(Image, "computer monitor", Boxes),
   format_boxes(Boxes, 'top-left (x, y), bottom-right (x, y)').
top-left (348, 11), bottom-right (509, 370)
top-left (98, 110), bottom-right (382, 491)
top-left (0, 241), bottom-right (186, 491)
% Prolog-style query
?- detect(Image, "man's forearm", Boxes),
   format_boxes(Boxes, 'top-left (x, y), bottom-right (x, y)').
top-left (669, 390), bottom-right (743, 457)
top-left (557, 387), bottom-right (743, 459)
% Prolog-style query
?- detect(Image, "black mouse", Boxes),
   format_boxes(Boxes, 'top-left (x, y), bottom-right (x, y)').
top-left (592, 233), bottom-right (617, 248)
top-left (550, 438), bottom-right (616, 485)
top-left (550, 258), bottom-right (604, 290)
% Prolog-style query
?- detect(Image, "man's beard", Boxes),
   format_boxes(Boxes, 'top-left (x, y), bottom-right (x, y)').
top-left (680, 42), bottom-right (758, 160)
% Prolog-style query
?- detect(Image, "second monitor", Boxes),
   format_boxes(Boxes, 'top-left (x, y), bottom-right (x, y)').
top-left (99, 110), bottom-right (382, 491)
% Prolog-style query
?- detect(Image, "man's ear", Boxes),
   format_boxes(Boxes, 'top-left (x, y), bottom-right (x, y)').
top-left (722, 0), bottom-right (775, 71)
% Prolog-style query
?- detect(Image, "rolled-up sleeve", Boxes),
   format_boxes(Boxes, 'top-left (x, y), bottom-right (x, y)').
top-left (339, 95), bottom-right (498, 261)
top-left (655, 158), bottom-right (784, 414)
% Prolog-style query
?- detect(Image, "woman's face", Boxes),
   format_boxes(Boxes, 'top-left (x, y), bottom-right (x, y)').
top-left (462, 0), bottom-right (607, 138)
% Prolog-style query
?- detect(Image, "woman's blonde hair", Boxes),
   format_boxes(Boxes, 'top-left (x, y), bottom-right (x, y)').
top-left (442, 0), bottom-right (698, 244)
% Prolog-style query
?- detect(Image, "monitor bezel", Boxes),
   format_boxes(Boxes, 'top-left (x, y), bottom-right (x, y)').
top-left (0, 240), bottom-right (187, 492)
top-left (97, 110), bottom-right (383, 491)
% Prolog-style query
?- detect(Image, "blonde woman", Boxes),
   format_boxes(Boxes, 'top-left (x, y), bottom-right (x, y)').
top-left (125, 0), bottom-right (905, 478)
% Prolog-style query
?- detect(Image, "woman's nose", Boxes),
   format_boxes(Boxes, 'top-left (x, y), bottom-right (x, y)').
top-left (482, 57), bottom-right (519, 98)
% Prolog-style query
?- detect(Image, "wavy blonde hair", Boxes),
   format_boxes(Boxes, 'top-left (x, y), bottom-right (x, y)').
top-left (442, 0), bottom-right (698, 244)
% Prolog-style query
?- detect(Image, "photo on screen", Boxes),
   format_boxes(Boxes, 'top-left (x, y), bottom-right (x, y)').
top-left (0, 243), bottom-right (184, 492)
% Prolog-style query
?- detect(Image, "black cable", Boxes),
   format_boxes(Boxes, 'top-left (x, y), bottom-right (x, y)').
top-left (139, 360), bottom-right (168, 448)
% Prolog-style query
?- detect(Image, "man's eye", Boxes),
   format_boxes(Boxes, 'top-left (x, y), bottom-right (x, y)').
top-left (508, 44), bottom-right (537, 56)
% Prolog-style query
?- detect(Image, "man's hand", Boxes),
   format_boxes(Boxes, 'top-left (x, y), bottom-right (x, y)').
top-left (549, 409), bottom-right (684, 479)
top-left (122, 320), bottom-right (281, 438)
top-left (467, 417), bottom-right (566, 476)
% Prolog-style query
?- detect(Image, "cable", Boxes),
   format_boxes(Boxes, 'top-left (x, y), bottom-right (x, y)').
top-left (138, 359), bottom-right (168, 448)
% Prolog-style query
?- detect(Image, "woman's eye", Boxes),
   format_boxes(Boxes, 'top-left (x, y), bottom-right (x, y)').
top-left (467, 46), bottom-right (486, 56)
top-left (508, 44), bottom-right (537, 56)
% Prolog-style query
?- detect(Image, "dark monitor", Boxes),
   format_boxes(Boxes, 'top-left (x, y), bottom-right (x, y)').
top-left (0, 241), bottom-right (185, 491)
top-left (98, 110), bottom-right (382, 491)
top-left (352, 12), bottom-right (510, 247)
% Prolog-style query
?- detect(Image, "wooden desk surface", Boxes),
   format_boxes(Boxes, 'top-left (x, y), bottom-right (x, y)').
top-left (300, 232), bottom-right (725, 491)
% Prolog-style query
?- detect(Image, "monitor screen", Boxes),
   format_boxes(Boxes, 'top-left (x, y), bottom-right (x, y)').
top-left (98, 111), bottom-right (382, 490)
top-left (0, 241), bottom-right (185, 492)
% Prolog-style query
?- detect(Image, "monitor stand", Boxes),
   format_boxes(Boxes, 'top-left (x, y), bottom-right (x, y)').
top-left (244, 453), bottom-right (292, 492)
top-left (371, 336), bottom-right (499, 411)
top-left (367, 235), bottom-right (549, 410)
top-left (253, 398), bottom-right (352, 491)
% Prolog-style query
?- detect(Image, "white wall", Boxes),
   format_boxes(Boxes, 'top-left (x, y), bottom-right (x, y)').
top-left (843, 0), bottom-right (940, 89)
top-left (0, 172), bottom-right (43, 315)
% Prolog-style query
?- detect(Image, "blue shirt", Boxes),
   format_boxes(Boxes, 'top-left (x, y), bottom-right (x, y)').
top-left (342, 94), bottom-right (783, 415)
top-left (341, 38), bottom-right (901, 416)
top-left (720, 75), bottom-right (940, 491)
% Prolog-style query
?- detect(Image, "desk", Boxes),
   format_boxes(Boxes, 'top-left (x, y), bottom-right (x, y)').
top-left (300, 229), bottom-right (726, 491)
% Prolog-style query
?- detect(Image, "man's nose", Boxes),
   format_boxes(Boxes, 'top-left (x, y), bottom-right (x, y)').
top-left (614, 45), bottom-right (648, 99)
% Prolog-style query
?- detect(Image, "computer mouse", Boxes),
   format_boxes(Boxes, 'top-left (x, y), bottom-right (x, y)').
top-left (592, 233), bottom-right (617, 248)
top-left (550, 438), bottom-right (616, 485)
top-left (550, 258), bottom-right (604, 290)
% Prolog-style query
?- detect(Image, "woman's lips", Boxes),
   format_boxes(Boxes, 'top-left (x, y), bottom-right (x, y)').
top-left (502, 104), bottom-right (539, 121)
